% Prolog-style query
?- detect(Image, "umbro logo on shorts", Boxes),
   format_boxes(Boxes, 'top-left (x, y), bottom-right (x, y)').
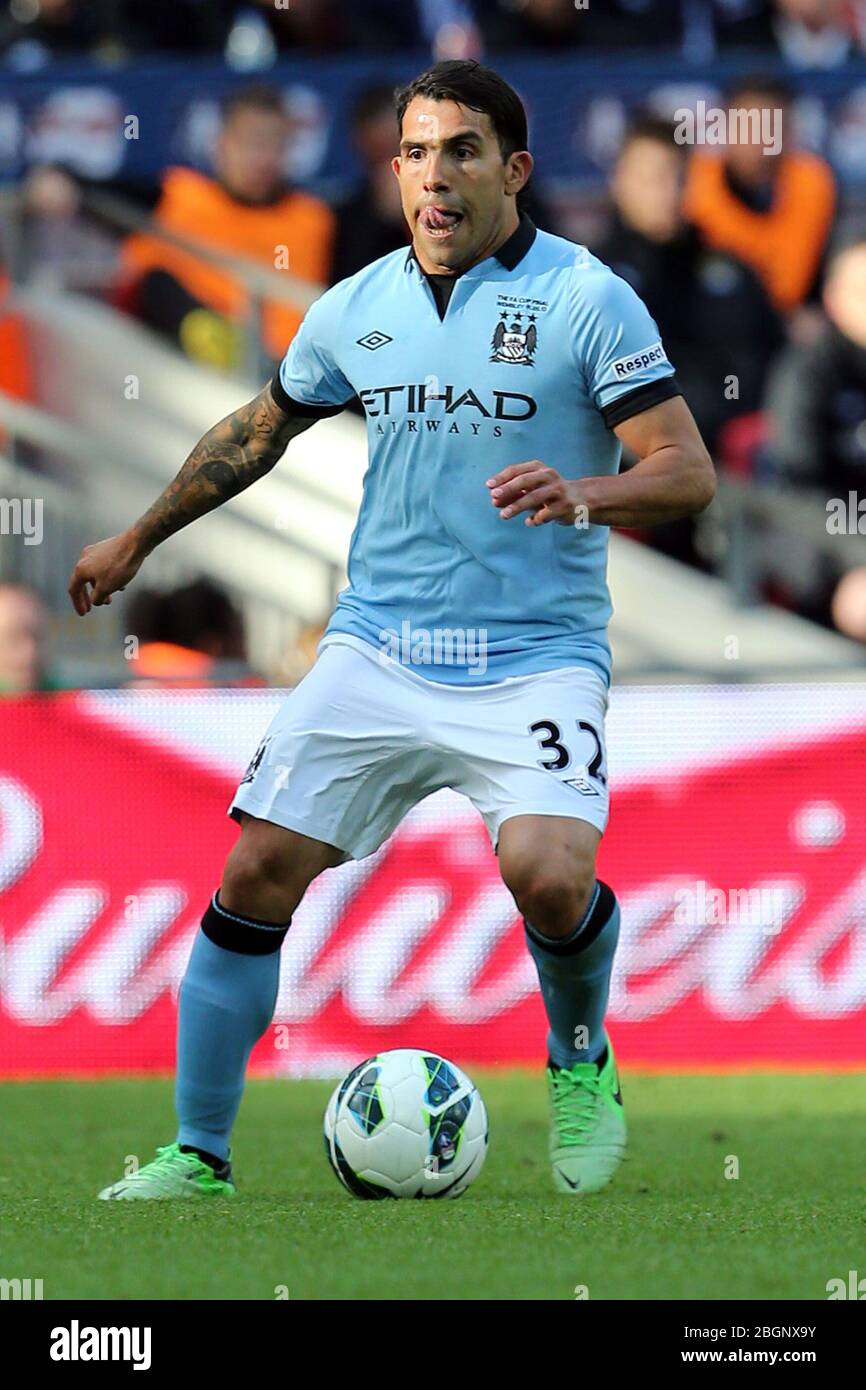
top-left (563, 774), bottom-right (601, 797)
top-left (356, 330), bottom-right (393, 351)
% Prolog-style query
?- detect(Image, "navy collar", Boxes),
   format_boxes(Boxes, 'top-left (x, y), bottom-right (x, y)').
top-left (405, 211), bottom-right (537, 276)
top-left (494, 211), bottom-right (537, 269)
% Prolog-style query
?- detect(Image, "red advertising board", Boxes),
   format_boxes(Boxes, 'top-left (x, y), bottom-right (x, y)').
top-left (2, 687), bottom-right (865, 1074)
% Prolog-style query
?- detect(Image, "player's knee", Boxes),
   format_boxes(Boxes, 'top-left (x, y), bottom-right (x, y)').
top-left (220, 837), bottom-right (303, 921)
top-left (501, 855), bottom-right (595, 937)
top-left (516, 876), bottom-right (590, 935)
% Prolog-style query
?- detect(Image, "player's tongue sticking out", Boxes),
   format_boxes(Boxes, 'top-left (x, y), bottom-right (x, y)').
top-left (420, 206), bottom-right (462, 235)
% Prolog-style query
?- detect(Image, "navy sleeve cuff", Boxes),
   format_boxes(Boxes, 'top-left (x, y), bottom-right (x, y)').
top-left (269, 373), bottom-right (349, 419)
top-left (600, 375), bottom-right (683, 429)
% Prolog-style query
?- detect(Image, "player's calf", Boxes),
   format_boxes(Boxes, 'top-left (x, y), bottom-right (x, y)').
top-left (96, 818), bottom-right (343, 1200)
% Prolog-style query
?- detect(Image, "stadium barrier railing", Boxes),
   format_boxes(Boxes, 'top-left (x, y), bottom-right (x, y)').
top-left (1, 185), bottom-right (324, 382)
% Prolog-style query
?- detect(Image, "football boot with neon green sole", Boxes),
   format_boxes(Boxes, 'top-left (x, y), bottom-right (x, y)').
top-left (97, 1142), bottom-right (235, 1200)
top-left (546, 1042), bottom-right (626, 1194)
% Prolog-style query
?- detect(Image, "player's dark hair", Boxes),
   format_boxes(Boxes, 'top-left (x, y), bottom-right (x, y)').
top-left (222, 83), bottom-right (286, 124)
top-left (724, 73), bottom-right (794, 107)
top-left (394, 60), bottom-right (528, 162)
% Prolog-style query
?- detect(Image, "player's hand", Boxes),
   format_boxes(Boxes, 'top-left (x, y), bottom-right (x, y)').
top-left (486, 462), bottom-right (585, 527)
top-left (68, 532), bottom-right (146, 615)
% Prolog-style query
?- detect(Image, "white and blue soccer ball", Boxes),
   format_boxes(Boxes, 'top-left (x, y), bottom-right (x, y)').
top-left (323, 1048), bottom-right (489, 1199)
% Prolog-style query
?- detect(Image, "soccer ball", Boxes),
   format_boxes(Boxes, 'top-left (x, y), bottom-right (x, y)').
top-left (323, 1048), bottom-right (488, 1199)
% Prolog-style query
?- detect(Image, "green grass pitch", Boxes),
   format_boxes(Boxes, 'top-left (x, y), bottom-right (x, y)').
top-left (1, 1070), bottom-right (863, 1301)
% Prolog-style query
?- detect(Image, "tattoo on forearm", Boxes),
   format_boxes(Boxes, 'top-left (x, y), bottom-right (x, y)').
top-left (132, 386), bottom-right (312, 551)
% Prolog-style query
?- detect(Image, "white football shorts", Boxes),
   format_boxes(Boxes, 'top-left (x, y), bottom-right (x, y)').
top-left (229, 635), bottom-right (610, 860)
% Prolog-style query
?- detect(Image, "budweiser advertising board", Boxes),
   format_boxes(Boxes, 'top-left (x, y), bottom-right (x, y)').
top-left (1, 684), bottom-right (865, 1075)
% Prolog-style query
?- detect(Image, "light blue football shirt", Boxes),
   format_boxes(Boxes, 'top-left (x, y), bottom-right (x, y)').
top-left (274, 215), bottom-right (681, 685)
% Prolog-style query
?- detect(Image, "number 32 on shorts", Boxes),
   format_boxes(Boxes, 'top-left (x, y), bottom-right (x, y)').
top-left (529, 718), bottom-right (607, 797)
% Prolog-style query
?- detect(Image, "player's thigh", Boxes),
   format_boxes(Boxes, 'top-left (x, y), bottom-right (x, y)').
top-left (220, 810), bottom-right (345, 921)
top-left (497, 814), bottom-right (601, 928)
top-left (228, 640), bottom-right (441, 864)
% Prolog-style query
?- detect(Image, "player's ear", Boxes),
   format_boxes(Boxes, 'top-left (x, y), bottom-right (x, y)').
top-left (505, 149), bottom-right (533, 197)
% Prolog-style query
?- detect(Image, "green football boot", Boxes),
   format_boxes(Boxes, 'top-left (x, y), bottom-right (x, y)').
top-left (97, 1142), bottom-right (235, 1200)
top-left (546, 1042), bottom-right (626, 1194)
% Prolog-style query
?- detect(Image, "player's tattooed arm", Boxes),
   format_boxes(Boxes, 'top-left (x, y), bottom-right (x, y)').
top-left (68, 384), bottom-right (314, 614)
top-left (487, 397), bottom-right (716, 530)
top-left (131, 384), bottom-right (313, 552)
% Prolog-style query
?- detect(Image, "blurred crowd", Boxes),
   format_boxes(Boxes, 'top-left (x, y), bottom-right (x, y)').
top-left (4, 1), bottom-right (866, 67)
top-left (596, 76), bottom-right (866, 640)
top-left (0, 575), bottom-right (294, 692)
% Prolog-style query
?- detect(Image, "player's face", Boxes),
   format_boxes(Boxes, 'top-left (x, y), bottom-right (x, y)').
top-left (393, 97), bottom-right (531, 274)
top-left (216, 108), bottom-right (288, 203)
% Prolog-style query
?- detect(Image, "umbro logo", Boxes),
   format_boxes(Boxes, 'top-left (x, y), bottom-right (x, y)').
top-left (563, 773), bottom-right (600, 797)
top-left (356, 330), bottom-right (393, 351)
top-left (567, 767), bottom-right (600, 800)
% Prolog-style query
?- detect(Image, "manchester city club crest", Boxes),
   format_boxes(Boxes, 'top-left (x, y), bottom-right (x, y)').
top-left (490, 311), bottom-right (538, 366)
top-left (239, 734), bottom-right (271, 785)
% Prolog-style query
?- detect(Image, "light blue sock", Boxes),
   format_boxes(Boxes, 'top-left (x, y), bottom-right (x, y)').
top-left (175, 892), bottom-right (288, 1162)
top-left (524, 881), bottom-right (620, 1069)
